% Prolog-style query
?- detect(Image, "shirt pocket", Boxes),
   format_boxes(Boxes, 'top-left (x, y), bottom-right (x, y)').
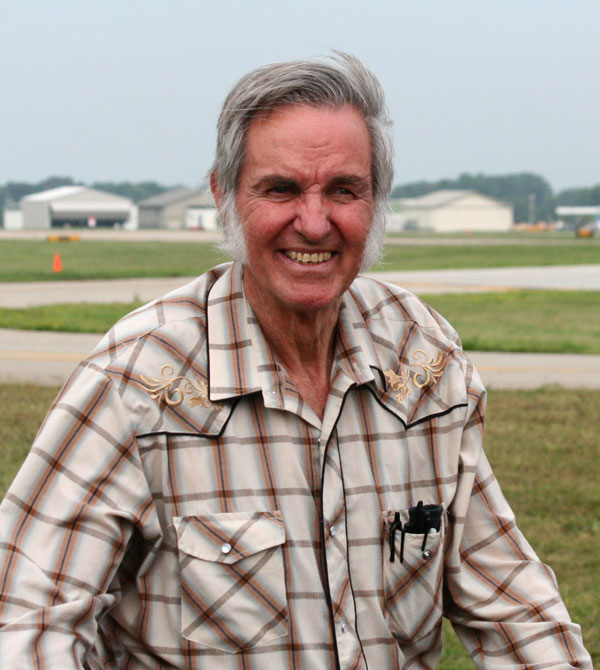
top-left (382, 507), bottom-right (446, 644)
top-left (173, 510), bottom-right (288, 653)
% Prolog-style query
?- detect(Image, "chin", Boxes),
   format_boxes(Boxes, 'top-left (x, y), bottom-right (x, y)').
top-left (282, 291), bottom-right (342, 315)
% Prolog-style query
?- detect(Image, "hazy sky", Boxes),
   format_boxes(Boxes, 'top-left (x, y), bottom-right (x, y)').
top-left (2, 1), bottom-right (598, 192)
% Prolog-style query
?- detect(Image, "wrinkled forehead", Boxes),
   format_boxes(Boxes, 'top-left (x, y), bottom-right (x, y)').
top-left (237, 102), bottom-right (372, 181)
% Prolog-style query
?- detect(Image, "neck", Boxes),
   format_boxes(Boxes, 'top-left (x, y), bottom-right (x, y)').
top-left (243, 274), bottom-right (340, 418)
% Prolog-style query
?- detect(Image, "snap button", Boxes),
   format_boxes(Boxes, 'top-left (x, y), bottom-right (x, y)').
top-left (329, 525), bottom-right (337, 536)
top-left (221, 542), bottom-right (232, 554)
top-left (340, 622), bottom-right (347, 633)
top-left (422, 549), bottom-right (432, 560)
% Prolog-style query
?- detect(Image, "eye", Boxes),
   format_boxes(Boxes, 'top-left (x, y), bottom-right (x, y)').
top-left (265, 181), bottom-right (298, 199)
top-left (330, 186), bottom-right (356, 199)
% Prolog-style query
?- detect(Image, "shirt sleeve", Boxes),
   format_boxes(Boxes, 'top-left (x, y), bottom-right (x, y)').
top-left (0, 365), bottom-right (161, 669)
top-left (443, 366), bottom-right (592, 669)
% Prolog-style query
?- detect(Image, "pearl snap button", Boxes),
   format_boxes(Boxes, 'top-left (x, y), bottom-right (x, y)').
top-left (221, 542), bottom-right (232, 554)
top-left (340, 622), bottom-right (347, 633)
top-left (422, 549), bottom-right (432, 560)
top-left (330, 525), bottom-right (337, 536)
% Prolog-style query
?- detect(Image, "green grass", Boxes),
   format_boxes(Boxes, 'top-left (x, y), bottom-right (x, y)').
top-left (422, 290), bottom-right (600, 354)
top-left (1, 386), bottom-right (597, 666)
top-left (0, 240), bottom-right (228, 282)
top-left (378, 241), bottom-right (599, 271)
top-left (0, 302), bottom-right (143, 333)
top-left (439, 389), bottom-right (599, 667)
top-left (0, 384), bottom-right (59, 496)
top-left (2, 290), bottom-right (599, 355)
top-left (0, 238), bottom-right (598, 282)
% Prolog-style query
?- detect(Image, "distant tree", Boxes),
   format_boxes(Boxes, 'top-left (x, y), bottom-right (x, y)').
top-left (391, 172), bottom-right (555, 222)
top-left (0, 177), bottom-right (178, 227)
top-left (91, 181), bottom-right (176, 202)
top-left (554, 184), bottom-right (600, 207)
top-left (3, 176), bottom-right (77, 206)
top-left (37, 176), bottom-right (79, 192)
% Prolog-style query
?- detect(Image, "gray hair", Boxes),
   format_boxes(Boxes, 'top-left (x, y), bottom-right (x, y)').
top-left (212, 52), bottom-right (393, 270)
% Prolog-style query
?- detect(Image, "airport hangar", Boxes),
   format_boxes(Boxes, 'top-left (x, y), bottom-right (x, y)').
top-left (14, 186), bottom-right (134, 229)
top-left (388, 190), bottom-right (514, 232)
top-left (137, 187), bottom-right (218, 230)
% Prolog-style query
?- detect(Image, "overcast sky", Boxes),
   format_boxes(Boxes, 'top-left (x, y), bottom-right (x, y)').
top-left (2, 1), bottom-right (598, 192)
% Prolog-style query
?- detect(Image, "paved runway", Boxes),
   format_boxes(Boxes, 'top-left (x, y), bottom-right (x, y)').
top-left (1, 265), bottom-right (600, 308)
top-left (1, 266), bottom-right (599, 388)
top-left (1, 328), bottom-right (598, 389)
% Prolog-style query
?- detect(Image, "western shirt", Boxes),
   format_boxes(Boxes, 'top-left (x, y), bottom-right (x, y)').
top-left (0, 262), bottom-right (591, 669)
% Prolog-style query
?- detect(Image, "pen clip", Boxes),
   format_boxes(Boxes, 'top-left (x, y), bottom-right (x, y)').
top-left (388, 512), bottom-right (403, 563)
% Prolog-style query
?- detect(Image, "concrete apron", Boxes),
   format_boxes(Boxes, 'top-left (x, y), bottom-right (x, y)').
top-left (1, 329), bottom-right (599, 389)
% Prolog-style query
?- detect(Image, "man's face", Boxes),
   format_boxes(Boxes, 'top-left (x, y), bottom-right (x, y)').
top-left (235, 104), bottom-right (375, 317)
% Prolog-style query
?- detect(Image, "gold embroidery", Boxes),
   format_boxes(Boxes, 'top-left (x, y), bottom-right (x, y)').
top-left (383, 368), bottom-right (410, 402)
top-left (411, 350), bottom-right (446, 389)
top-left (140, 365), bottom-right (221, 410)
top-left (384, 350), bottom-right (446, 402)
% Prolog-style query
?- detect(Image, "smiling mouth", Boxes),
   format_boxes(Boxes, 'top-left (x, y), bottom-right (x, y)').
top-left (284, 250), bottom-right (333, 264)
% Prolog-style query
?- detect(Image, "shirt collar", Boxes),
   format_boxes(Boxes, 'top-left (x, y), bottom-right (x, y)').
top-left (207, 262), bottom-right (263, 401)
top-left (207, 264), bottom-right (382, 405)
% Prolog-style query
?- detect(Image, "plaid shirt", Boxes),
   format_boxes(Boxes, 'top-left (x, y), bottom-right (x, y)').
top-left (0, 262), bottom-right (590, 669)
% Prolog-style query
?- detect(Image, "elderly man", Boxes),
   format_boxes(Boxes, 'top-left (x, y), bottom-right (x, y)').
top-left (0, 54), bottom-right (591, 669)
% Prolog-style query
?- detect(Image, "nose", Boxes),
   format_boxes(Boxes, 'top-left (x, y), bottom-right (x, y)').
top-left (293, 193), bottom-right (331, 241)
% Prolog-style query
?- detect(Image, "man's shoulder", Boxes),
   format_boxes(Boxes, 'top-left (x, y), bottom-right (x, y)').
top-left (88, 263), bottom-right (232, 371)
top-left (54, 264), bottom-right (235, 440)
top-left (350, 274), bottom-right (461, 345)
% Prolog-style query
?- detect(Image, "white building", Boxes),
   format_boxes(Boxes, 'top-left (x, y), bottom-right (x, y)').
top-left (18, 186), bottom-right (134, 230)
top-left (389, 190), bottom-right (513, 233)
top-left (555, 205), bottom-right (600, 230)
top-left (137, 188), bottom-right (218, 230)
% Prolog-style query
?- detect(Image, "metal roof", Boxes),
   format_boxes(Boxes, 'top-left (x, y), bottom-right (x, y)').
top-left (400, 190), bottom-right (509, 209)
top-left (556, 206), bottom-right (600, 216)
top-left (22, 186), bottom-right (132, 206)
top-left (138, 187), bottom-right (215, 208)
top-left (410, 190), bottom-right (473, 207)
top-left (23, 186), bottom-right (86, 202)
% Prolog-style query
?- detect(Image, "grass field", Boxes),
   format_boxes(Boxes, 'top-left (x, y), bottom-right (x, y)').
top-left (0, 301), bottom-right (144, 334)
top-left (0, 237), bottom-right (598, 282)
top-left (380, 240), bottom-right (599, 270)
top-left (423, 290), bottom-right (600, 354)
top-left (0, 385), bottom-right (597, 666)
top-left (2, 290), bottom-right (599, 355)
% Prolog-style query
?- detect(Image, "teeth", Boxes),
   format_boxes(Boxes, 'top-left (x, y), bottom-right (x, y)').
top-left (285, 251), bottom-right (332, 265)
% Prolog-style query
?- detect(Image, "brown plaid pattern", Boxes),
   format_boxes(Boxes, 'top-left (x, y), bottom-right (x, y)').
top-left (0, 262), bottom-right (591, 669)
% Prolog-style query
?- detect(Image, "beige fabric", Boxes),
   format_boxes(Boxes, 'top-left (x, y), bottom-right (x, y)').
top-left (0, 262), bottom-right (591, 668)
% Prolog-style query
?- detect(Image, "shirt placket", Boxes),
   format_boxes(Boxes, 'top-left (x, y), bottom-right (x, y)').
top-left (320, 428), bottom-right (367, 670)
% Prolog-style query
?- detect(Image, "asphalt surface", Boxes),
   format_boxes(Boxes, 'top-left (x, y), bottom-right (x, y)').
top-left (1, 328), bottom-right (598, 390)
top-left (1, 265), bottom-right (600, 308)
top-left (1, 266), bottom-right (599, 388)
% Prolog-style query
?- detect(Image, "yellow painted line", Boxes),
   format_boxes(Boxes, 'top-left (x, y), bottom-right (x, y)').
top-left (0, 351), bottom-right (83, 362)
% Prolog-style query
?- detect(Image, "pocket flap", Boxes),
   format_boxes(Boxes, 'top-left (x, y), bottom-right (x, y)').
top-left (174, 511), bottom-right (285, 564)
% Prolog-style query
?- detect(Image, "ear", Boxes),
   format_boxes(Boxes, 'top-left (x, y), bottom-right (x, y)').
top-left (210, 172), bottom-right (225, 211)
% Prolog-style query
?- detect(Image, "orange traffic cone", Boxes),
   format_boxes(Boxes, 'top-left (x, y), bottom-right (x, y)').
top-left (53, 253), bottom-right (63, 273)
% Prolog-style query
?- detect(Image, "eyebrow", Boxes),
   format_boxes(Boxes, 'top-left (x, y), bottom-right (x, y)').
top-left (251, 173), bottom-right (372, 191)
top-left (328, 174), bottom-right (372, 188)
top-left (251, 175), bottom-right (298, 190)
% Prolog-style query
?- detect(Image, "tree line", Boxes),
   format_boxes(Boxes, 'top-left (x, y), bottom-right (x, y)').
top-left (391, 173), bottom-right (600, 222)
top-left (0, 177), bottom-right (173, 208)
top-left (1, 173), bottom-right (598, 225)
